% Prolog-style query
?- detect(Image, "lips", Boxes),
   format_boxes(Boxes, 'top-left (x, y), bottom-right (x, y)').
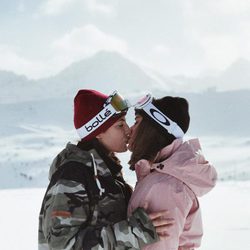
top-left (127, 138), bottom-right (133, 151)
top-left (127, 137), bottom-right (131, 145)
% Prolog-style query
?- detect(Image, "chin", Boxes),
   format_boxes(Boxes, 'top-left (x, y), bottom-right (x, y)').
top-left (118, 145), bottom-right (128, 153)
top-left (127, 144), bottom-right (133, 152)
top-left (121, 148), bottom-right (128, 153)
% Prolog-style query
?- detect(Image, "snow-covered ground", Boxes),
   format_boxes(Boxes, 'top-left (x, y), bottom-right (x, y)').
top-left (200, 182), bottom-right (250, 250)
top-left (1, 182), bottom-right (250, 250)
top-left (1, 125), bottom-right (250, 189)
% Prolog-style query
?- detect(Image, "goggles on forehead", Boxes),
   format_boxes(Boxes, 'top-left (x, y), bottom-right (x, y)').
top-left (104, 91), bottom-right (130, 112)
top-left (77, 91), bottom-right (130, 139)
top-left (134, 94), bottom-right (184, 139)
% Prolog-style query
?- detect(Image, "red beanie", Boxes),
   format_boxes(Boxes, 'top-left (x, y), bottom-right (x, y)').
top-left (74, 89), bottom-right (124, 141)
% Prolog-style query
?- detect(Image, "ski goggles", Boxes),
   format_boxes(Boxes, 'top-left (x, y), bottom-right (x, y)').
top-left (77, 91), bottom-right (130, 139)
top-left (104, 91), bottom-right (130, 112)
top-left (134, 94), bottom-right (184, 138)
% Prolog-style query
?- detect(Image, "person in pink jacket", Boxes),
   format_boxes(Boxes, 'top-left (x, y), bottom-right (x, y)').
top-left (127, 94), bottom-right (217, 250)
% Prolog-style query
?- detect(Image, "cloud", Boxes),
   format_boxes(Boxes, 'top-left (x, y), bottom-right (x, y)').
top-left (200, 35), bottom-right (240, 70)
top-left (0, 44), bottom-right (50, 79)
top-left (200, 30), bottom-right (250, 70)
top-left (143, 44), bottom-right (174, 74)
top-left (179, 0), bottom-right (250, 72)
top-left (17, 1), bottom-right (26, 13)
top-left (39, 0), bottom-right (76, 16)
top-left (38, 0), bottom-right (115, 16)
top-left (0, 25), bottom-right (128, 79)
top-left (85, 0), bottom-right (115, 15)
top-left (184, 0), bottom-right (250, 16)
top-left (151, 45), bottom-right (170, 55)
top-left (51, 24), bottom-right (128, 62)
top-left (207, 0), bottom-right (250, 15)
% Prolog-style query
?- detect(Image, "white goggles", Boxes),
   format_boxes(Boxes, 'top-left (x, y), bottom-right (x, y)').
top-left (134, 94), bottom-right (184, 138)
top-left (77, 91), bottom-right (130, 139)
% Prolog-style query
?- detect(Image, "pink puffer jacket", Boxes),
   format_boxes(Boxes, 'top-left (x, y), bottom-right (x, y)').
top-left (128, 138), bottom-right (217, 250)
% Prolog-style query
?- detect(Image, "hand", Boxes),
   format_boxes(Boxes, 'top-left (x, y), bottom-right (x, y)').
top-left (148, 210), bottom-right (174, 240)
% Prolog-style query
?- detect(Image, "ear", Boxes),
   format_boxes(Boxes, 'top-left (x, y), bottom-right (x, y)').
top-left (96, 133), bottom-right (103, 140)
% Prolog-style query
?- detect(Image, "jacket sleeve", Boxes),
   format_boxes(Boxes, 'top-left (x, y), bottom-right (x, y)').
top-left (41, 178), bottom-right (94, 249)
top-left (41, 176), bottom-right (158, 250)
top-left (95, 207), bottom-right (159, 250)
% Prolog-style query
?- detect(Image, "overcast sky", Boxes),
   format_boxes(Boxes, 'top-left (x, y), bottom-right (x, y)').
top-left (0, 0), bottom-right (249, 79)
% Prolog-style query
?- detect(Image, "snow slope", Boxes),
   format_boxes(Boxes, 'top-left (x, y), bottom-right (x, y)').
top-left (0, 182), bottom-right (250, 250)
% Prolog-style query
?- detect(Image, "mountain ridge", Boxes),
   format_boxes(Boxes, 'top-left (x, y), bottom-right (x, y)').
top-left (1, 52), bottom-right (250, 104)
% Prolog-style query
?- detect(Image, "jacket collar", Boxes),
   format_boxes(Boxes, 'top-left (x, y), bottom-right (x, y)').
top-left (77, 139), bottom-right (122, 176)
top-left (135, 138), bottom-right (217, 197)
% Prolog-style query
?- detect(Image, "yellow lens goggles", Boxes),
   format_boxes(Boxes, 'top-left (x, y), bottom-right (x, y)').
top-left (105, 91), bottom-right (130, 112)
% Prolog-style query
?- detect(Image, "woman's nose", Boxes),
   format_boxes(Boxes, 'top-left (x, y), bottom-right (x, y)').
top-left (129, 124), bottom-right (135, 133)
top-left (124, 124), bottom-right (131, 138)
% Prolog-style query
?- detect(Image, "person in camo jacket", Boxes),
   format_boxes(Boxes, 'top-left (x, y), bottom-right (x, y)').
top-left (38, 89), bottom-right (172, 250)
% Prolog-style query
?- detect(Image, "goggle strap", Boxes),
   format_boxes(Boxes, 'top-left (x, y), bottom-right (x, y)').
top-left (76, 104), bottom-right (117, 139)
top-left (142, 103), bottom-right (184, 138)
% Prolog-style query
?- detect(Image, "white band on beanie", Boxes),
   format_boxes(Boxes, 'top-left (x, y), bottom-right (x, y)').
top-left (142, 103), bottom-right (184, 138)
top-left (76, 104), bottom-right (117, 139)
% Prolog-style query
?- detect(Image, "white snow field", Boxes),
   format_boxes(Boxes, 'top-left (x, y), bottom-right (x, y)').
top-left (0, 182), bottom-right (250, 250)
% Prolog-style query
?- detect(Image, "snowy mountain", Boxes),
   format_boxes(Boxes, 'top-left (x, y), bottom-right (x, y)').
top-left (175, 89), bottom-right (250, 136)
top-left (43, 51), bottom-right (161, 97)
top-left (156, 58), bottom-right (250, 92)
top-left (0, 70), bottom-right (34, 103)
top-left (0, 51), bottom-right (162, 104)
top-left (1, 52), bottom-right (250, 104)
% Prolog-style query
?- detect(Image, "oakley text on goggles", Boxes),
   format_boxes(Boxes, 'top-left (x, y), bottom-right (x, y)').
top-left (134, 94), bottom-right (184, 138)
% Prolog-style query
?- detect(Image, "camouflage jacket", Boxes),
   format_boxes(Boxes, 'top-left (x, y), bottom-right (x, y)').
top-left (38, 142), bottom-right (158, 250)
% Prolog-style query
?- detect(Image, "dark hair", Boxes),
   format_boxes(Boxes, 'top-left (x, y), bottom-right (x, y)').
top-left (129, 96), bottom-right (190, 169)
